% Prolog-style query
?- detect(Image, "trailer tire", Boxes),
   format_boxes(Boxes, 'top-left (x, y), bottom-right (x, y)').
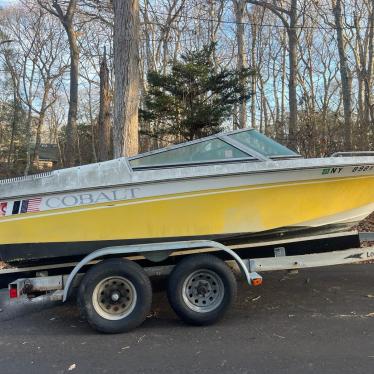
top-left (77, 258), bottom-right (152, 334)
top-left (167, 254), bottom-right (237, 326)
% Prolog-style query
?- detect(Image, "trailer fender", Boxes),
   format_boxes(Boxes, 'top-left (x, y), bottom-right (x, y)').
top-left (62, 240), bottom-right (262, 302)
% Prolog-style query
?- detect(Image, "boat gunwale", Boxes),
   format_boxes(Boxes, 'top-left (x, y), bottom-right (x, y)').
top-left (1, 157), bottom-right (374, 201)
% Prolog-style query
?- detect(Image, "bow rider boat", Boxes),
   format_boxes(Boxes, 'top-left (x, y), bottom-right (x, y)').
top-left (1, 128), bottom-right (374, 264)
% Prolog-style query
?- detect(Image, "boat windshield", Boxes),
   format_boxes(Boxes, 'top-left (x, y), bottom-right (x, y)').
top-left (130, 138), bottom-right (251, 168)
top-left (228, 130), bottom-right (298, 158)
top-left (129, 129), bottom-right (299, 169)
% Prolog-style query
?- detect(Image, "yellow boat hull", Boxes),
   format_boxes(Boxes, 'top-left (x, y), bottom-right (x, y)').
top-left (1, 175), bottom-right (374, 252)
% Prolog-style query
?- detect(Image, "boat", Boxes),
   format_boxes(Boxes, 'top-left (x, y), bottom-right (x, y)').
top-left (1, 128), bottom-right (374, 264)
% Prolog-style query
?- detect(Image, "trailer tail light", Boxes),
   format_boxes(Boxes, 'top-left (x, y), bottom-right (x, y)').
top-left (251, 278), bottom-right (263, 287)
top-left (9, 285), bottom-right (18, 299)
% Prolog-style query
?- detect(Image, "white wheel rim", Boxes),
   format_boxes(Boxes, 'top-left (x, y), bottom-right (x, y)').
top-left (182, 269), bottom-right (224, 313)
top-left (92, 276), bottom-right (137, 321)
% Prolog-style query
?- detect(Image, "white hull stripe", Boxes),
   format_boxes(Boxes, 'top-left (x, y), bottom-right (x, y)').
top-left (1, 174), bottom-right (373, 224)
top-left (2, 163), bottom-right (374, 215)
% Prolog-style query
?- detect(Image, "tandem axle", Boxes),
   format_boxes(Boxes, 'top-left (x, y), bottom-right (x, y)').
top-left (3, 231), bottom-right (374, 333)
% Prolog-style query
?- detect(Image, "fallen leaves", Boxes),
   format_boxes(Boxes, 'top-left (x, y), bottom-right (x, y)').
top-left (68, 364), bottom-right (76, 371)
top-left (137, 335), bottom-right (146, 343)
top-left (273, 333), bottom-right (286, 339)
top-left (357, 212), bottom-right (374, 232)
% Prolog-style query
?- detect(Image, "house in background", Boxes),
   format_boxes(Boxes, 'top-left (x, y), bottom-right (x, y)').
top-left (33, 144), bottom-right (59, 169)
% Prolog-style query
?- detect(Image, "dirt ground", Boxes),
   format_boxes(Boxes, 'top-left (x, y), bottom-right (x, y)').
top-left (357, 212), bottom-right (374, 232)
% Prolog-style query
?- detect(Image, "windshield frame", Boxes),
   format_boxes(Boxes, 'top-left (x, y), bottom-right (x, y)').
top-left (128, 128), bottom-right (300, 171)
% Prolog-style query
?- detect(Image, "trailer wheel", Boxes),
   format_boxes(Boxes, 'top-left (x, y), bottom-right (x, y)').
top-left (167, 254), bottom-right (237, 326)
top-left (77, 258), bottom-right (152, 334)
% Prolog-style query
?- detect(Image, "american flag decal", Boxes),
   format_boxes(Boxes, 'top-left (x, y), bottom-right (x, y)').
top-left (25, 197), bottom-right (42, 213)
top-left (11, 197), bottom-right (42, 215)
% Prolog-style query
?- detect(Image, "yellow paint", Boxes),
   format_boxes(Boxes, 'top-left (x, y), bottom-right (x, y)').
top-left (1, 175), bottom-right (374, 245)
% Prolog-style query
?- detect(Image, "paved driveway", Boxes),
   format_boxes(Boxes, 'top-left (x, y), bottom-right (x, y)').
top-left (1, 264), bottom-right (374, 374)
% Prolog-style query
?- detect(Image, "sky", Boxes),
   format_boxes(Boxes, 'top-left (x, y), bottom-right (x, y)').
top-left (0, 0), bottom-right (17, 6)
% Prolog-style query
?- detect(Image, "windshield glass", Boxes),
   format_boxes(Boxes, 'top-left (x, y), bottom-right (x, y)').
top-left (130, 138), bottom-right (250, 168)
top-left (228, 130), bottom-right (298, 157)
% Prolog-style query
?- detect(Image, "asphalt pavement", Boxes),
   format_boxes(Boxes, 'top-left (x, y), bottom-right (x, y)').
top-left (1, 264), bottom-right (374, 374)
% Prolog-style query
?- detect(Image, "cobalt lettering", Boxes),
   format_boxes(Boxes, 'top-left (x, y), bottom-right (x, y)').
top-left (45, 188), bottom-right (140, 209)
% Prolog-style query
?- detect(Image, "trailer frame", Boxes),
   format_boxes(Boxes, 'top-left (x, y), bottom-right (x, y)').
top-left (3, 231), bottom-right (374, 332)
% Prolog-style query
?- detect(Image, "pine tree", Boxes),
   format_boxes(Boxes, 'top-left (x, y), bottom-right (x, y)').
top-left (141, 44), bottom-right (254, 142)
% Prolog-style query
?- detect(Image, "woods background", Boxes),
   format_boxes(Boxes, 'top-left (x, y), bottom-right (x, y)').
top-left (0, 0), bottom-right (373, 177)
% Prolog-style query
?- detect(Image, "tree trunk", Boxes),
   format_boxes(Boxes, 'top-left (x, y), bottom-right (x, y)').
top-left (23, 56), bottom-right (37, 176)
top-left (24, 105), bottom-right (33, 175)
top-left (250, 14), bottom-right (257, 129)
top-left (357, 71), bottom-right (367, 149)
top-left (113, 0), bottom-right (140, 158)
top-left (143, 0), bottom-right (155, 72)
top-left (65, 26), bottom-right (79, 166)
top-left (233, 0), bottom-right (247, 129)
top-left (333, 0), bottom-right (352, 150)
top-left (287, 0), bottom-right (298, 150)
top-left (366, 0), bottom-right (374, 145)
top-left (86, 81), bottom-right (97, 163)
top-left (8, 93), bottom-right (21, 167)
top-left (208, 0), bottom-right (217, 65)
top-left (98, 51), bottom-right (111, 161)
top-left (33, 109), bottom-right (46, 165)
top-left (36, 0), bottom-right (79, 166)
top-left (280, 32), bottom-right (287, 141)
top-left (246, 0), bottom-right (299, 147)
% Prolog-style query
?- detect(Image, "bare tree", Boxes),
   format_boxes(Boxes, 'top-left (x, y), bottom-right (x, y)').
top-left (98, 47), bottom-right (111, 161)
top-left (233, 0), bottom-right (248, 128)
top-left (112, 0), bottom-right (140, 158)
top-left (246, 5), bottom-right (265, 130)
top-left (368, 0), bottom-right (374, 138)
top-left (38, 0), bottom-right (79, 166)
top-left (347, 0), bottom-right (374, 149)
top-left (0, 39), bottom-right (12, 46)
top-left (2, 48), bottom-right (22, 166)
top-left (6, 3), bottom-right (67, 174)
top-left (247, 0), bottom-right (300, 149)
top-left (332, 0), bottom-right (352, 150)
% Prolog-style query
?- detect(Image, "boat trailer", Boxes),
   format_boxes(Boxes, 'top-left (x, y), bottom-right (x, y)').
top-left (2, 231), bottom-right (374, 333)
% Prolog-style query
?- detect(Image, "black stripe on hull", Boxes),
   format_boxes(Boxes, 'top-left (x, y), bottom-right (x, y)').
top-left (0, 223), bottom-right (359, 266)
